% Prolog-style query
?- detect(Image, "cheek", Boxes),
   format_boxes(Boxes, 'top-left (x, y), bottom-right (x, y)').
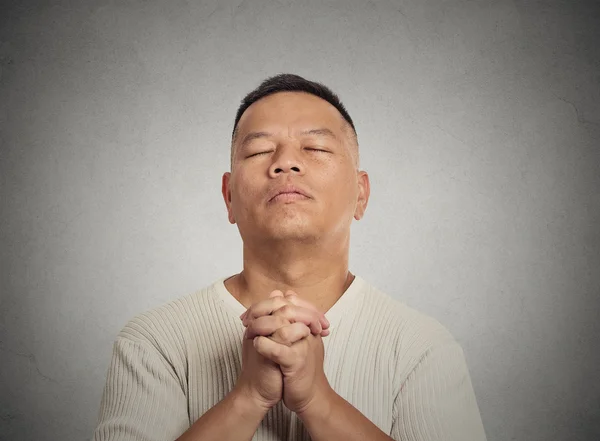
top-left (319, 163), bottom-right (354, 189)
top-left (328, 171), bottom-right (359, 207)
top-left (231, 173), bottom-right (263, 207)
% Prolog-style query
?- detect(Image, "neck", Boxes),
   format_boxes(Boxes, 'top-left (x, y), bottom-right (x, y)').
top-left (224, 234), bottom-right (355, 313)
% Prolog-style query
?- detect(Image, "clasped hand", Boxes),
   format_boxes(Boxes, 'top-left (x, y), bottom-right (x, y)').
top-left (238, 290), bottom-right (331, 414)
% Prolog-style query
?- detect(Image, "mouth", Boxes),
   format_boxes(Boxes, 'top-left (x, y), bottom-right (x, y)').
top-left (270, 191), bottom-right (310, 203)
top-left (268, 184), bottom-right (312, 202)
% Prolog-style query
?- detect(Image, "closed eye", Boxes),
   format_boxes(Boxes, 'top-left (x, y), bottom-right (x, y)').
top-left (246, 148), bottom-right (329, 158)
top-left (247, 151), bottom-right (273, 158)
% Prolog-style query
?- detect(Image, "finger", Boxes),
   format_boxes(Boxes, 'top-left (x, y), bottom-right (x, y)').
top-left (269, 322), bottom-right (311, 346)
top-left (284, 290), bottom-right (298, 299)
top-left (284, 292), bottom-right (330, 330)
top-left (272, 304), bottom-right (323, 336)
top-left (245, 315), bottom-right (290, 339)
top-left (243, 297), bottom-right (290, 325)
top-left (253, 336), bottom-right (294, 367)
top-left (240, 290), bottom-right (285, 322)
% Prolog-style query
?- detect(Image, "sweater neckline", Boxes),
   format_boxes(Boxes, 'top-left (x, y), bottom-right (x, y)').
top-left (212, 274), bottom-right (366, 331)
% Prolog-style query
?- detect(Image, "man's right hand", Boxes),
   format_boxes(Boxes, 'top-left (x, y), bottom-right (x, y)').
top-left (233, 290), bottom-right (289, 411)
top-left (234, 328), bottom-right (284, 411)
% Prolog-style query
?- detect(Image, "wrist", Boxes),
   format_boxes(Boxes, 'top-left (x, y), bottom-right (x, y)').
top-left (229, 385), bottom-right (272, 422)
top-left (296, 384), bottom-right (337, 423)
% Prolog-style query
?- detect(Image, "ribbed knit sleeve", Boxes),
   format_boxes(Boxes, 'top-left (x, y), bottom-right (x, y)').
top-left (390, 334), bottom-right (487, 441)
top-left (92, 337), bottom-right (190, 441)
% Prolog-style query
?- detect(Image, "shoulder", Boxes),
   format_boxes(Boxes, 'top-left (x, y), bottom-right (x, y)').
top-left (359, 279), bottom-right (455, 341)
top-left (116, 279), bottom-right (223, 351)
top-left (357, 278), bottom-right (460, 372)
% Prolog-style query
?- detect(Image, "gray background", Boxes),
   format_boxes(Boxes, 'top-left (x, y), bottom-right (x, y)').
top-left (1, 0), bottom-right (599, 440)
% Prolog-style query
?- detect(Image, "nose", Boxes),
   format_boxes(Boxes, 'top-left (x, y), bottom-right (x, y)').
top-left (268, 144), bottom-right (305, 177)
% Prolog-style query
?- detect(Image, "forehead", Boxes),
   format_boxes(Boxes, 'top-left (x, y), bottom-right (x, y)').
top-left (236, 92), bottom-right (346, 135)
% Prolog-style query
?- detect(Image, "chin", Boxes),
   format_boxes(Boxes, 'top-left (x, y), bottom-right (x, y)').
top-left (264, 223), bottom-right (320, 242)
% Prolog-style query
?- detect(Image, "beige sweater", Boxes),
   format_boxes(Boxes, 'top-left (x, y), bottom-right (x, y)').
top-left (93, 275), bottom-right (487, 441)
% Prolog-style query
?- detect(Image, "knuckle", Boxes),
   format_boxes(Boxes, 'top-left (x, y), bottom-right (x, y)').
top-left (278, 304), bottom-right (293, 316)
top-left (276, 315), bottom-right (288, 327)
top-left (277, 326), bottom-right (292, 343)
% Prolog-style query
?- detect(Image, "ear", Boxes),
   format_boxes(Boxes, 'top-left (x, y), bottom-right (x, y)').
top-left (221, 172), bottom-right (236, 224)
top-left (354, 170), bottom-right (370, 221)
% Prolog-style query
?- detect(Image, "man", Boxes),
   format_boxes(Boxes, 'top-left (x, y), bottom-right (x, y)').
top-left (93, 74), bottom-right (487, 441)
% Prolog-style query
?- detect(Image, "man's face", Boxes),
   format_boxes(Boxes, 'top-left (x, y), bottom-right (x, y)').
top-left (222, 91), bottom-right (369, 244)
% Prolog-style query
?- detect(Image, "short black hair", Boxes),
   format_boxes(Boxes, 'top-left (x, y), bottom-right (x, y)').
top-left (231, 73), bottom-right (356, 141)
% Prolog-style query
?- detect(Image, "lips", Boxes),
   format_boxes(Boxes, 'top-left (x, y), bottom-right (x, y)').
top-left (268, 185), bottom-right (311, 202)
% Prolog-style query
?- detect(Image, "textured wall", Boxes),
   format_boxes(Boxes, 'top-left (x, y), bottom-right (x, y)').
top-left (1, 1), bottom-right (599, 440)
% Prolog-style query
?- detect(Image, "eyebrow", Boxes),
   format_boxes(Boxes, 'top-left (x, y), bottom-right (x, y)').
top-left (239, 128), bottom-right (338, 150)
